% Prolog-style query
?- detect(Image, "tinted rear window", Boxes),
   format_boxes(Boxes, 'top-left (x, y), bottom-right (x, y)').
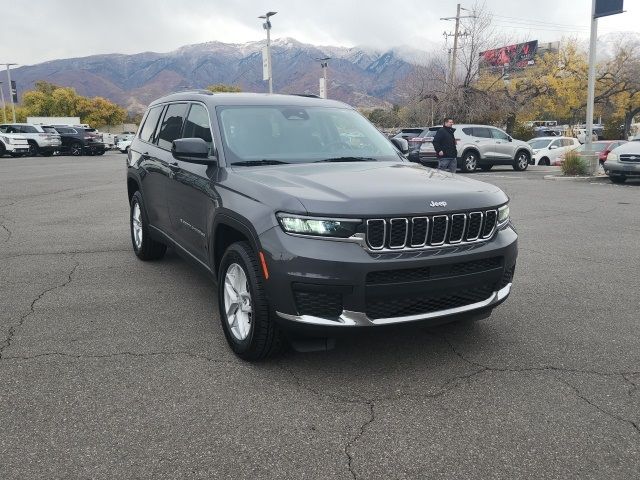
top-left (139, 106), bottom-right (164, 144)
top-left (157, 103), bottom-right (188, 150)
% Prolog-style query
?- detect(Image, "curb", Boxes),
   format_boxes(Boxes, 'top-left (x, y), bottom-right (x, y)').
top-left (543, 174), bottom-right (610, 182)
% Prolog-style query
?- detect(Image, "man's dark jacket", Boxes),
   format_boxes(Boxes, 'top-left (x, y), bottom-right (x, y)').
top-left (432, 126), bottom-right (458, 158)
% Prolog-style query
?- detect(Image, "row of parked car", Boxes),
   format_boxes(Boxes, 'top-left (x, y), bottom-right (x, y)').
top-left (0, 122), bottom-right (136, 157)
top-left (393, 125), bottom-right (640, 183)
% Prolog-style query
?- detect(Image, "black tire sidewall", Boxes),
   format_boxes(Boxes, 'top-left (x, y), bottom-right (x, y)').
top-left (218, 244), bottom-right (260, 353)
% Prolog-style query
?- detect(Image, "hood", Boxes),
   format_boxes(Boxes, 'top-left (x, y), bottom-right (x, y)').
top-left (229, 161), bottom-right (507, 217)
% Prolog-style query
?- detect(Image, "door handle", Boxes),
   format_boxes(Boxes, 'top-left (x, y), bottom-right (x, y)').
top-left (475, 140), bottom-right (480, 143)
top-left (168, 162), bottom-right (181, 171)
top-left (141, 151), bottom-right (150, 159)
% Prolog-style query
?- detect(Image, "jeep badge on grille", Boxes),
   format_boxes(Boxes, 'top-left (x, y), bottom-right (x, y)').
top-left (430, 201), bottom-right (447, 207)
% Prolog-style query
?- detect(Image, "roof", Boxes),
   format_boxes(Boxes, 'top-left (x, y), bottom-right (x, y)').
top-left (148, 92), bottom-right (351, 109)
top-left (531, 136), bottom-right (576, 140)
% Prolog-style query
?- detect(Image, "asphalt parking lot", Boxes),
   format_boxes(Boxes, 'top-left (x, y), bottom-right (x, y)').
top-left (1, 152), bottom-right (639, 479)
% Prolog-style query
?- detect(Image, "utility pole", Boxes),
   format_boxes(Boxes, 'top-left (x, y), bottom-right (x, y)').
top-left (4, 64), bottom-right (17, 122)
top-left (0, 81), bottom-right (6, 123)
top-left (259, 12), bottom-right (277, 94)
top-left (441, 4), bottom-right (475, 88)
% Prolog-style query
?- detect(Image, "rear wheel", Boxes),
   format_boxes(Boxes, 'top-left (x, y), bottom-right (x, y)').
top-left (70, 142), bottom-right (83, 156)
top-left (610, 176), bottom-right (626, 184)
top-left (41, 151), bottom-right (53, 157)
top-left (513, 151), bottom-right (530, 171)
top-left (461, 151), bottom-right (478, 173)
top-left (130, 191), bottom-right (166, 260)
top-left (538, 157), bottom-right (550, 166)
top-left (218, 241), bottom-right (283, 360)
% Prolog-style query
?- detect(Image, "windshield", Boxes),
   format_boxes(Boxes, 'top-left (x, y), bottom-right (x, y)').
top-left (528, 139), bottom-right (552, 149)
top-left (217, 106), bottom-right (401, 165)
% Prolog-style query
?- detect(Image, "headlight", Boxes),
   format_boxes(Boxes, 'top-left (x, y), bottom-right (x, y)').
top-left (497, 204), bottom-right (510, 226)
top-left (277, 213), bottom-right (361, 238)
top-left (606, 152), bottom-right (618, 162)
top-left (0, 135), bottom-right (11, 144)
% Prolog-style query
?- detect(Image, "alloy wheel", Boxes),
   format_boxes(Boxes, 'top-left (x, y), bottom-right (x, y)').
top-left (223, 263), bottom-right (252, 341)
top-left (131, 202), bottom-right (143, 249)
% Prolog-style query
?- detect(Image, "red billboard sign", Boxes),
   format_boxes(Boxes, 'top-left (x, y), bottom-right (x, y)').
top-left (479, 41), bottom-right (539, 69)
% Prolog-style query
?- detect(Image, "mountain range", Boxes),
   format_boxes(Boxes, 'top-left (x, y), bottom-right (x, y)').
top-left (9, 38), bottom-right (431, 113)
top-left (7, 33), bottom-right (638, 114)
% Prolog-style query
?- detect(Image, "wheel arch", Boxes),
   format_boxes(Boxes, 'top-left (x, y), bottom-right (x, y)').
top-left (211, 213), bottom-right (263, 280)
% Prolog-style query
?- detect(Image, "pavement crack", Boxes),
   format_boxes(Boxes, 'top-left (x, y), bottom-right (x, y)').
top-left (345, 401), bottom-right (375, 480)
top-left (0, 260), bottom-right (80, 360)
top-left (0, 222), bottom-right (10, 243)
top-left (622, 374), bottom-right (638, 397)
top-left (555, 375), bottom-right (640, 436)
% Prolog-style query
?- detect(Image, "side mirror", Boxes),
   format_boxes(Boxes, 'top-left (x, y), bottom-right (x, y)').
top-left (391, 137), bottom-right (409, 154)
top-left (508, 136), bottom-right (513, 142)
top-left (172, 138), bottom-right (216, 164)
top-left (549, 145), bottom-right (558, 150)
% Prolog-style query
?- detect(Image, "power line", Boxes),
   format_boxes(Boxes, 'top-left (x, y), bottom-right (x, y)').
top-left (488, 13), bottom-right (590, 29)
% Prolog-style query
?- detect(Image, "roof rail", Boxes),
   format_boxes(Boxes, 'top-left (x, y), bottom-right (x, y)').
top-left (292, 94), bottom-right (320, 98)
top-left (172, 89), bottom-right (214, 95)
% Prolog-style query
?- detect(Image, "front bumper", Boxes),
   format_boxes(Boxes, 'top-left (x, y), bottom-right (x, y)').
top-left (604, 161), bottom-right (640, 177)
top-left (260, 224), bottom-right (517, 333)
top-left (4, 143), bottom-right (29, 153)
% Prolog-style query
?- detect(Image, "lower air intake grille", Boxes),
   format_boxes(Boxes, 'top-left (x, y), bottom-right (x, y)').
top-left (293, 291), bottom-right (343, 318)
top-left (365, 285), bottom-right (494, 319)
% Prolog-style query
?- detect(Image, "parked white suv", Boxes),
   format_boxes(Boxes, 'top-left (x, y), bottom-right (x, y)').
top-left (528, 137), bottom-right (580, 166)
top-left (455, 125), bottom-right (533, 172)
top-left (0, 123), bottom-right (62, 156)
top-left (0, 132), bottom-right (30, 157)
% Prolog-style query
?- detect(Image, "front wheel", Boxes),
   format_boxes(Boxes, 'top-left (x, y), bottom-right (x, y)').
top-left (513, 151), bottom-right (530, 171)
top-left (461, 152), bottom-right (477, 173)
top-left (218, 242), bottom-right (283, 360)
top-left (610, 176), bottom-right (626, 184)
top-left (27, 141), bottom-right (39, 156)
top-left (130, 191), bottom-right (166, 260)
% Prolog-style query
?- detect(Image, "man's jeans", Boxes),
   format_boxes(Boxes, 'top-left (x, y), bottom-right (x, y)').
top-left (438, 157), bottom-right (457, 173)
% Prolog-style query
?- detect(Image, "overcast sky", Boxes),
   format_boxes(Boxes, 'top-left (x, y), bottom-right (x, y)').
top-left (1, 0), bottom-right (637, 65)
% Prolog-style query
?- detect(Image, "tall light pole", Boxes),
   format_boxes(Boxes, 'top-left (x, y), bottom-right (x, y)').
top-left (0, 81), bottom-right (6, 123)
top-left (4, 63), bottom-right (17, 122)
top-left (259, 11), bottom-right (277, 94)
top-left (316, 57), bottom-right (330, 99)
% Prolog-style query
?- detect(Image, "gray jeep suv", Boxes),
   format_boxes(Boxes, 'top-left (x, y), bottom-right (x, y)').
top-left (126, 92), bottom-right (518, 360)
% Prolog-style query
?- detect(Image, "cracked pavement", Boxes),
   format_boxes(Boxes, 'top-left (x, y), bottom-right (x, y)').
top-left (1, 154), bottom-right (639, 479)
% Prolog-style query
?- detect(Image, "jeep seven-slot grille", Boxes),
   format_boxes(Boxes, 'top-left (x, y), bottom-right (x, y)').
top-left (620, 154), bottom-right (640, 163)
top-left (365, 209), bottom-right (498, 250)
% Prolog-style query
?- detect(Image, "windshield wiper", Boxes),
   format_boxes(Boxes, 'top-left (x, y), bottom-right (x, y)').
top-left (314, 156), bottom-right (377, 163)
top-left (231, 160), bottom-right (291, 166)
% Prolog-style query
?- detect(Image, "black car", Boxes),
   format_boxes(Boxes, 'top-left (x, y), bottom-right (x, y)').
top-left (51, 125), bottom-right (106, 156)
top-left (127, 91), bottom-right (517, 360)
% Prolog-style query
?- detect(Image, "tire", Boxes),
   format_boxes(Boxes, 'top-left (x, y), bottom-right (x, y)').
top-left (70, 142), bottom-right (83, 156)
top-left (130, 191), bottom-right (166, 261)
top-left (0, 143), bottom-right (5, 156)
top-left (480, 164), bottom-right (493, 171)
top-left (218, 241), bottom-right (283, 360)
top-left (461, 151), bottom-right (478, 173)
top-left (10, 153), bottom-right (22, 158)
top-left (27, 141), bottom-right (39, 157)
top-left (538, 157), bottom-right (550, 166)
top-left (95, 150), bottom-right (105, 156)
top-left (610, 176), bottom-right (626, 184)
top-left (41, 151), bottom-right (53, 157)
top-left (513, 151), bottom-right (530, 171)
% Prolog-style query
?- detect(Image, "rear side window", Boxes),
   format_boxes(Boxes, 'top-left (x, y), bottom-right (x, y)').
top-left (473, 127), bottom-right (492, 138)
top-left (182, 103), bottom-right (213, 152)
top-left (139, 106), bottom-right (164, 144)
top-left (157, 103), bottom-right (188, 150)
top-left (462, 127), bottom-right (473, 136)
top-left (21, 125), bottom-right (40, 133)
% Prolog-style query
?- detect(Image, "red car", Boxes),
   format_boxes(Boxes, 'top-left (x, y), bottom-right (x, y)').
top-left (554, 140), bottom-right (627, 166)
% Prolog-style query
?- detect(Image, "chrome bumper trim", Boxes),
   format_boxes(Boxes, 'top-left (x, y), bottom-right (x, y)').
top-left (276, 283), bottom-right (512, 327)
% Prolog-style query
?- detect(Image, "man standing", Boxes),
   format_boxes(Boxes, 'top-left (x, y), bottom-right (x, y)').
top-left (432, 118), bottom-right (458, 173)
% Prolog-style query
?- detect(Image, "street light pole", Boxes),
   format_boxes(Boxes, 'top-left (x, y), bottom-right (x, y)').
top-left (0, 81), bottom-right (6, 123)
top-left (585, 0), bottom-right (598, 172)
top-left (259, 12), bottom-right (277, 94)
top-left (4, 63), bottom-right (17, 123)
top-left (316, 57), bottom-right (330, 99)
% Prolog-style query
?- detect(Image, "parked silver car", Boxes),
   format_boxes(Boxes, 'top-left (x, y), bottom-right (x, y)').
top-left (0, 123), bottom-right (61, 156)
top-left (419, 124), bottom-right (533, 172)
